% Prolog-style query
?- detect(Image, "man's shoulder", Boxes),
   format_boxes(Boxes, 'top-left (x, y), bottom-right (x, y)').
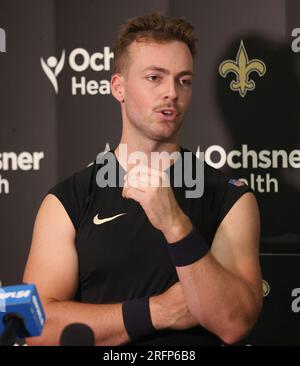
top-left (48, 159), bottom-right (97, 198)
top-left (181, 146), bottom-right (252, 200)
top-left (73, 160), bottom-right (97, 186)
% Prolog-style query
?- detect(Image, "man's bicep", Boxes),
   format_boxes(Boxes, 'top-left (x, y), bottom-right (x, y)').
top-left (210, 192), bottom-right (262, 300)
top-left (23, 194), bottom-right (78, 303)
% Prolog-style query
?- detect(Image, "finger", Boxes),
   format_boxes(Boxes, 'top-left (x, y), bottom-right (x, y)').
top-left (126, 171), bottom-right (170, 188)
top-left (137, 163), bottom-right (162, 177)
top-left (128, 164), bottom-right (162, 179)
top-left (126, 166), bottom-right (169, 187)
top-left (123, 183), bottom-right (145, 196)
top-left (131, 171), bottom-right (170, 187)
top-left (124, 175), bottom-right (149, 188)
top-left (125, 173), bottom-right (161, 188)
top-left (137, 164), bottom-right (171, 185)
top-left (122, 186), bottom-right (145, 204)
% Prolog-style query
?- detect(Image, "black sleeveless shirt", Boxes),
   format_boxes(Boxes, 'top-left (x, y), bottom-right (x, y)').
top-left (48, 147), bottom-right (252, 345)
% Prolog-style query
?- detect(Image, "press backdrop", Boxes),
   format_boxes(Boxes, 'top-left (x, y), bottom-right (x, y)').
top-left (0, 0), bottom-right (300, 345)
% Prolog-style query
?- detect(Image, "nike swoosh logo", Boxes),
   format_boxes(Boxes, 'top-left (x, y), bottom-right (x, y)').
top-left (93, 212), bottom-right (127, 225)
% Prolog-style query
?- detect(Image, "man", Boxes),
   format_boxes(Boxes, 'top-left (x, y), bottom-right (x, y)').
top-left (23, 12), bottom-right (262, 346)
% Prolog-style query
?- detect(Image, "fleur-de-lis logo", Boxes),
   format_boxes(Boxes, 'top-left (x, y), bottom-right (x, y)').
top-left (219, 41), bottom-right (266, 97)
top-left (262, 280), bottom-right (270, 297)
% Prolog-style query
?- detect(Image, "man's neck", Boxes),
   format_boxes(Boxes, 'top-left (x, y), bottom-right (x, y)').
top-left (114, 141), bottom-right (182, 173)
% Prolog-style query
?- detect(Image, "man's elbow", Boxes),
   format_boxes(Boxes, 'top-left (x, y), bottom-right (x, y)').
top-left (219, 323), bottom-right (251, 345)
top-left (220, 302), bottom-right (263, 345)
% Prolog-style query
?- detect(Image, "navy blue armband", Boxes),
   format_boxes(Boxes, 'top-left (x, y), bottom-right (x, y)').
top-left (165, 227), bottom-right (209, 267)
top-left (122, 297), bottom-right (156, 341)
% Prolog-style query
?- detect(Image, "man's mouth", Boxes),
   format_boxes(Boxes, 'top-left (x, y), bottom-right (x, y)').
top-left (156, 108), bottom-right (180, 120)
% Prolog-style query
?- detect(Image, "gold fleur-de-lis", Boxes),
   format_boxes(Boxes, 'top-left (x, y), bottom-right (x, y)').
top-left (219, 40), bottom-right (266, 97)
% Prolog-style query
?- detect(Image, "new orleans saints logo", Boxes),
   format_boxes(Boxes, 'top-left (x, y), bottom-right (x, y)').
top-left (262, 280), bottom-right (270, 297)
top-left (219, 40), bottom-right (266, 97)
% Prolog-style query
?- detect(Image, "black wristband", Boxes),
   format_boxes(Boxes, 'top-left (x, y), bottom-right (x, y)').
top-left (165, 227), bottom-right (209, 267)
top-left (122, 297), bottom-right (156, 341)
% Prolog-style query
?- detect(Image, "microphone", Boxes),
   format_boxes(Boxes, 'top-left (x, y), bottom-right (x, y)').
top-left (0, 284), bottom-right (45, 346)
top-left (60, 323), bottom-right (95, 346)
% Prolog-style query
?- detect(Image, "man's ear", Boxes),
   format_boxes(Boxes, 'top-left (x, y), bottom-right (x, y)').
top-left (111, 73), bottom-right (125, 103)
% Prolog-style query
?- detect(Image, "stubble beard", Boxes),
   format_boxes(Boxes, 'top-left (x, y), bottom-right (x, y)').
top-left (129, 114), bottom-right (183, 143)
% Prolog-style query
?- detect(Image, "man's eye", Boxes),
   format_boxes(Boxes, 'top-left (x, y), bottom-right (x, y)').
top-left (179, 79), bottom-right (192, 86)
top-left (147, 75), bottom-right (159, 82)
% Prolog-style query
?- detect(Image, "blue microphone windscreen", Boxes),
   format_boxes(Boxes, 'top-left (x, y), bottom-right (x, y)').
top-left (0, 284), bottom-right (46, 337)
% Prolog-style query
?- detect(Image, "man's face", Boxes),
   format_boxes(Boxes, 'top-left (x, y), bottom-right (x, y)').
top-left (120, 40), bottom-right (193, 142)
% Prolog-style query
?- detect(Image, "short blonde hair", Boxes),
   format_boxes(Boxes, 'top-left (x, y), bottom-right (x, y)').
top-left (113, 12), bottom-right (197, 74)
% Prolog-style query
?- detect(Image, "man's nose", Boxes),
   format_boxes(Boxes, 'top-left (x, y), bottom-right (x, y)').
top-left (163, 79), bottom-right (178, 101)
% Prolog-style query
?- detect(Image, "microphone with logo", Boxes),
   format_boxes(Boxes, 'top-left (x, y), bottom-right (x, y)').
top-left (0, 284), bottom-right (45, 346)
top-left (60, 323), bottom-right (95, 346)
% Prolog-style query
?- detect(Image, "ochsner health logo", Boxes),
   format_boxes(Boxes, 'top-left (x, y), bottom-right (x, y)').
top-left (41, 47), bottom-right (113, 95)
top-left (40, 50), bottom-right (65, 94)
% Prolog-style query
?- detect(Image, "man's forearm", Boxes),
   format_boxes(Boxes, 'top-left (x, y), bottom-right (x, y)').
top-left (27, 301), bottom-right (130, 346)
top-left (162, 212), bottom-right (261, 344)
top-left (176, 253), bottom-right (261, 344)
top-left (26, 285), bottom-right (197, 346)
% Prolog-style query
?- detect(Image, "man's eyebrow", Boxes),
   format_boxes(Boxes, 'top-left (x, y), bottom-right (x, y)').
top-left (142, 66), bottom-right (193, 77)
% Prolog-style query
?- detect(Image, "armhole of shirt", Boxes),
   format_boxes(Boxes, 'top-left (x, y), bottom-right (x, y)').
top-left (47, 176), bottom-right (79, 231)
top-left (215, 177), bottom-right (254, 229)
top-left (47, 162), bottom-right (97, 231)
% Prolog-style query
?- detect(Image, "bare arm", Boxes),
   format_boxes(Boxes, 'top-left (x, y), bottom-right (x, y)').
top-left (164, 192), bottom-right (263, 344)
top-left (23, 194), bottom-right (132, 345)
top-left (23, 194), bottom-right (198, 346)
